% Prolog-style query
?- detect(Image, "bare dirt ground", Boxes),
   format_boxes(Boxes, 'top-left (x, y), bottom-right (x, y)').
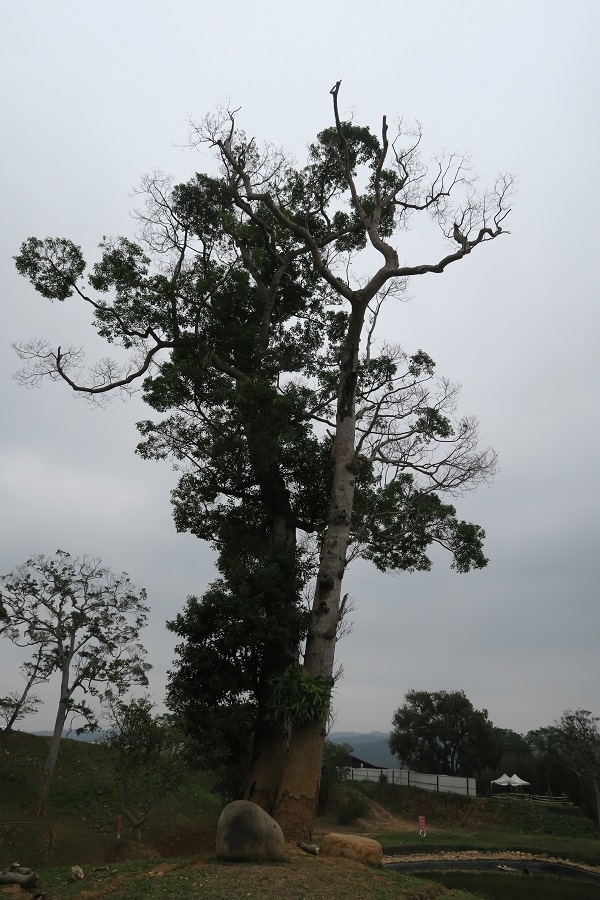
top-left (353, 797), bottom-right (418, 833)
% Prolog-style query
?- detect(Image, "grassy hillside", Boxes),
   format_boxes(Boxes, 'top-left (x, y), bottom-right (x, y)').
top-left (353, 781), bottom-right (600, 867)
top-left (0, 731), bottom-right (479, 899)
top-left (0, 729), bottom-right (223, 867)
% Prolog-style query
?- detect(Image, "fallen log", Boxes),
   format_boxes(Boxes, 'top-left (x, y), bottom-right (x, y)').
top-left (296, 840), bottom-right (319, 855)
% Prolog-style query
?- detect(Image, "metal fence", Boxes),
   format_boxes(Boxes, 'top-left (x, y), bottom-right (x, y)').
top-left (349, 767), bottom-right (476, 797)
top-left (492, 793), bottom-right (570, 804)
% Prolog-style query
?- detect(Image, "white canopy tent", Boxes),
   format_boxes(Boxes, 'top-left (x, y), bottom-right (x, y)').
top-left (491, 773), bottom-right (531, 794)
top-left (491, 773), bottom-right (511, 787)
top-left (508, 774), bottom-right (530, 788)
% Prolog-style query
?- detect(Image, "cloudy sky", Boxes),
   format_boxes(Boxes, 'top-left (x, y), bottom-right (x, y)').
top-left (1, 1), bottom-right (598, 740)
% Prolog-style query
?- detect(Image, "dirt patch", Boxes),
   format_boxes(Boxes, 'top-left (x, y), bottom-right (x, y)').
top-left (78, 892), bottom-right (112, 900)
top-left (146, 863), bottom-right (176, 876)
top-left (105, 839), bottom-right (158, 863)
top-left (156, 827), bottom-right (215, 858)
top-left (353, 797), bottom-right (418, 834)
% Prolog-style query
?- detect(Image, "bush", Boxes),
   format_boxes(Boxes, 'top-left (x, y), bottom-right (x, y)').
top-left (318, 741), bottom-right (351, 813)
top-left (336, 792), bottom-right (370, 825)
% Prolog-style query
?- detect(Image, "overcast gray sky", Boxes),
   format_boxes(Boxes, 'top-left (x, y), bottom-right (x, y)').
top-left (1, 0), bottom-right (598, 739)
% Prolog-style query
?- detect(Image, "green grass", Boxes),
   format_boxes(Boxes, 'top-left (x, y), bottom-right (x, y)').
top-left (2, 732), bottom-right (599, 899)
top-left (0, 729), bottom-right (222, 866)
top-left (25, 855), bottom-right (481, 900)
top-left (354, 781), bottom-right (600, 867)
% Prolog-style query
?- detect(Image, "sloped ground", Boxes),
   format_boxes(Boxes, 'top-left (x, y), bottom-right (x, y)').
top-left (3, 732), bottom-right (600, 898)
top-left (2, 849), bottom-right (473, 900)
top-left (353, 796), bottom-right (418, 833)
top-left (0, 730), bottom-right (222, 868)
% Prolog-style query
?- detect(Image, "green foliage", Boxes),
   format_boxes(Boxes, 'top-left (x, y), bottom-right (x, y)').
top-left (166, 541), bottom-right (310, 772)
top-left (355, 476), bottom-right (487, 574)
top-left (554, 709), bottom-right (600, 824)
top-left (265, 667), bottom-right (332, 734)
top-left (336, 789), bottom-right (370, 825)
top-left (0, 729), bottom-right (222, 864)
top-left (103, 696), bottom-right (190, 840)
top-left (318, 740), bottom-right (352, 812)
top-left (14, 236), bottom-right (86, 300)
top-left (0, 551), bottom-right (150, 814)
top-left (0, 551), bottom-right (150, 730)
top-left (14, 123), bottom-right (495, 587)
top-left (390, 689), bottom-right (497, 777)
top-left (0, 691), bottom-right (42, 730)
top-left (13, 97), bottom-right (506, 819)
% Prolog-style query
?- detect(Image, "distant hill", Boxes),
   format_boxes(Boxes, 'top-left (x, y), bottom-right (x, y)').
top-left (30, 727), bottom-right (399, 764)
top-left (30, 729), bottom-right (110, 743)
top-left (329, 730), bottom-right (399, 769)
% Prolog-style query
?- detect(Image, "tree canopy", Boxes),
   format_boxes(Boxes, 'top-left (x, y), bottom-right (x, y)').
top-left (103, 696), bottom-right (189, 842)
top-left (13, 83), bottom-right (511, 837)
top-left (0, 645), bottom-right (48, 732)
top-left (389, 689), bottom-right (497, 777)
top-left (0, 550), bottom-right (150, 815)
top-left (555, 709), bottom-right (600, 826)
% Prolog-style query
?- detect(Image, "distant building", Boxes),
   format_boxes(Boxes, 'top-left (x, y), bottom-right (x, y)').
top-left (348, 753), bottom-right (381, 769)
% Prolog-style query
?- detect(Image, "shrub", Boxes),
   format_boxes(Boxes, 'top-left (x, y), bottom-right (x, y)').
top-left (318, 741), bottom-right (352, 813)
top-left (336, 792), bottom-right (370, 825)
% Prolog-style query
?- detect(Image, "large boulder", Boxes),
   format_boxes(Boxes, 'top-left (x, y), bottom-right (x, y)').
top-left (319, 833), bottom-right (383, 866)
top-left (216, 800), bottom-right (286, 861)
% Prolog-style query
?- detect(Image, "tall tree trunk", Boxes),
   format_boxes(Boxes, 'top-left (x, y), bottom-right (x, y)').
top-left (592, 777), bottom-right (600, 829)
top-left (29, 684), bottom-right (69, 817)
top-left (243, 727), bottom-right (288, 814)
top-left (274, 302), bottom-right (366, 839)
top-left (273, 719), bottom-right (327, 840)
top-left (122, 808), bottom-right (148, 843)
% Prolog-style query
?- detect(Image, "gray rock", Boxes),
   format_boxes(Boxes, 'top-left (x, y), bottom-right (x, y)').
top-left (216, 800), bottom-right (286, 861)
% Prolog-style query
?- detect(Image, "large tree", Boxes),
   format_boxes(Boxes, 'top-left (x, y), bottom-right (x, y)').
top-left (555, 709), bottom-right (600, 826)
top-left (13, 83), bottom-right (510, 837)
top-left (0, 551), bottom-right (150, 816)
top-left (389, 689), bottom-right (497, 777)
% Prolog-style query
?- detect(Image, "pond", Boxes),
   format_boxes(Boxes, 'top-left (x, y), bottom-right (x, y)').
top-left (387, 860), bottom-right (600, 899)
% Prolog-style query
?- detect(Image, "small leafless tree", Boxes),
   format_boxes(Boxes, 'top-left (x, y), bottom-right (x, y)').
top-left (0, 646), bottom-right (50, 731)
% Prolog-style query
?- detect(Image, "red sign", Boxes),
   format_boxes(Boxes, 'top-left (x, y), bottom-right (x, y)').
top-left (418, 816), bottom-right (425, 828)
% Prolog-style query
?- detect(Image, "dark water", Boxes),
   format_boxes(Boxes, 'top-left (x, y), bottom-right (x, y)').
top-left (413, 870), bottom-right (600, 898)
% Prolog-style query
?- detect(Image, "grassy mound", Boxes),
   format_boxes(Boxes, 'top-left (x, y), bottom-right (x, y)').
top-left (0, 729), bottom-right (222, 866)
